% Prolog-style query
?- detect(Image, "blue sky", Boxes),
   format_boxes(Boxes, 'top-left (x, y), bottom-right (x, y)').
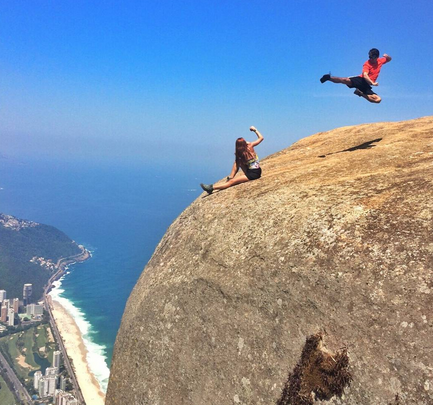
top-left (1, 0), bottom-right (432, 166)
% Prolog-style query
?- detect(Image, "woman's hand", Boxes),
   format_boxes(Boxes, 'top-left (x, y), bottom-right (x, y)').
top-left (249, 127), bottom-right (264, 147)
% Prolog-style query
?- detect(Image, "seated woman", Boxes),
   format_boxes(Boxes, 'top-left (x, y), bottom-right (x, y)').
top-left (200, 126), bottom-right (264, 194)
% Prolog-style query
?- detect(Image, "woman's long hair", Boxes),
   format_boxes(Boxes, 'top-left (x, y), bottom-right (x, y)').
top-left (235, 138), bottom-right (255, 164)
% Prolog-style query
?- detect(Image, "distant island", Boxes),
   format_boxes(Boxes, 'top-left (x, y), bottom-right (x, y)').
top-left (0, 213), bottom-right (88, 300)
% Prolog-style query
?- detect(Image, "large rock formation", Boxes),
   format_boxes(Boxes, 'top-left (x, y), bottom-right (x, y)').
top-left (107, 117), bottom-right (433, 405)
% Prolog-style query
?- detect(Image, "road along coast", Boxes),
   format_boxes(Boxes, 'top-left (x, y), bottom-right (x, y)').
top-left (47, 247), bottom-right (92, 294)
top-left (50, 299), bottom-right (106, 405)
top-left (43, 246), bottom-right (105, 405)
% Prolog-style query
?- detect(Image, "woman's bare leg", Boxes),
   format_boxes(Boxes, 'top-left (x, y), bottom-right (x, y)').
top-left (213, 175), bottom-right (249, 190)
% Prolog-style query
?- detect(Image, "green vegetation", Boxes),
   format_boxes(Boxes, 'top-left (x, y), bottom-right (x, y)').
top-left (0, 322), bottom-right (41, 339)
top-left (0, 372), bottom-right (17, 405)
top-left (0, 213), bottom-right (81, 299)
top-left (35, 324), bottom-right (48, 349)
top-left (0, 324), bottom-right (57, 389)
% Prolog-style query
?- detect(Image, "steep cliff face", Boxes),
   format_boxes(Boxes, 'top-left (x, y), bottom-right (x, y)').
top-left (107, 117), bottom-right (433, 405)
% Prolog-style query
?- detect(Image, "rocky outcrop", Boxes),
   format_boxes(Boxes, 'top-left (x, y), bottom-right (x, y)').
top-left (107, 117), bottom-right (433, 405)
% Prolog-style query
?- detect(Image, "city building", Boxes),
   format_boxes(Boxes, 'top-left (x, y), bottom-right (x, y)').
top-left (13, 298), bottom-right (19, 313)
top-left (34, 370), bottom-right (43, 390)
top-left (45, 366), bottom-right (58, 376)
top-left (60, 375), bottom-right (66, 391)
top-left (55, 390), bottom-right (78, 405)
top-left (0, 290), bottom-right (6, 301)
top-left (38, 375), bottom-right (57, 397)
top-left (53, 350), bottom-right (62, 369)
top-left (0, 304), bottom-right (7, 323)
top-left (7, 308), bottom-right (14, 326)
top-left (23, 283), bottom-right (32, 306)
top-left (38, 377), bottom-right (49, 398)
top-left (54, 389), bottom-right (61, 402)
top-left (26, 303), bottom-right (44, 317)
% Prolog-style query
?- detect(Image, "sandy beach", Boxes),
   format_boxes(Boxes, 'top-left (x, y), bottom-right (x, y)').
top-left (51, 299), bottom-right (106, 405)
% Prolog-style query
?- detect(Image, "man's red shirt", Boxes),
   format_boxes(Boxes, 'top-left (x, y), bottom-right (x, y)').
top-left (360, 57), bottom-right (388, 82)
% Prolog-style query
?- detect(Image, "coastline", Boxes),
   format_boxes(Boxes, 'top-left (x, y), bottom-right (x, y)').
top-left (45, 246), bottom-right (109, 405)
top-left (51, 298), bottom-right (106, 405)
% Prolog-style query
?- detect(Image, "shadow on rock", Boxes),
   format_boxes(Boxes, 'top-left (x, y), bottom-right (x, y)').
top-left (319, 138), bottom-right (382, 158)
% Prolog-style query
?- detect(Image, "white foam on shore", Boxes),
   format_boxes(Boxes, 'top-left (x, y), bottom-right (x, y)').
top-left (50, 277), bottom-right (110, 392)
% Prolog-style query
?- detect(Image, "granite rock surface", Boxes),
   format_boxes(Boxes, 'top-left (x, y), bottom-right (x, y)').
top-left (107, 116), bottom-right (433, 405)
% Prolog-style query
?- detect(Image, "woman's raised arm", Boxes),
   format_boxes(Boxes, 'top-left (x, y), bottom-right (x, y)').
top-left (249, 126), bottom-right (264, 147)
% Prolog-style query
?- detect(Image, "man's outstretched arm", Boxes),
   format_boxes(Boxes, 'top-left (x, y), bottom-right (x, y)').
top-left (383, 53), bottom-right (392, 62)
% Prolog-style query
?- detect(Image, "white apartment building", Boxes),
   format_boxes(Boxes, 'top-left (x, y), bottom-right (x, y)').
top-left (53, 350), bottom-right (62, 369)
top-left (38, 377), bottom-right (50, 398)
top-left (55, 390), bottom-right (78, 405)
top-left (0, 305), bottom-right (7, 323)
top-left (60, 375), bottom-right (66, 391)
top-left (0, 290), bottom-right (6, 301)
top-left (45, 366), bottom-right (58, 376)
top-left (7, 308), bottom-right (14, 326)
top-left (39, 375), bottom-right (58, 397)
top-left (34, 370), bottom-right (43, 390)
top-left (26, 303), bottom-right (44, 317)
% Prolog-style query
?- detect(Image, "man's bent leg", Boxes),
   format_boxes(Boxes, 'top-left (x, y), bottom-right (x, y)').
top-left (354, 89), bottom-right (381, 103)
top-left (365, 94), bottom-right (381, 103)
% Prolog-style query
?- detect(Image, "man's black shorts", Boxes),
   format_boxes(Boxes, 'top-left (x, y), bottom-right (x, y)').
top-left (347, 76), bottom-right (376, 95)
top-left (246, 168), bottom-right (261, 180)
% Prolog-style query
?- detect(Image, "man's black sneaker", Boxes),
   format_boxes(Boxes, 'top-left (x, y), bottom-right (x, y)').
top-left (320, 74), bottom-right (331, 83)
top-left (200, 183), bottom-right (214, 194)
top-left (354, 89), bottom-right (363, 97)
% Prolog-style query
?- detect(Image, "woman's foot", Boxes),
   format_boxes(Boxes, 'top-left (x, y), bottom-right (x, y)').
top-left (200, 183), bottom-right (214, 194)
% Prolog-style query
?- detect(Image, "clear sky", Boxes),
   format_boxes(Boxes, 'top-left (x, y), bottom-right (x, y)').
top-left (1, 0), bottom-right (432, 166)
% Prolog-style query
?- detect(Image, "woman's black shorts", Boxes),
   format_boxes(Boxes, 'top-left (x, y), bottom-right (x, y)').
top-left (246, 168), bottom-right (262, 180)
top-left (347, 76), bottom-right (376, 95)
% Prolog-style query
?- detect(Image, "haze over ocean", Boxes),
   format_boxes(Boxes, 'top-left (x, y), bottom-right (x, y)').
top-left (0, 155), bottom-right (218, 390)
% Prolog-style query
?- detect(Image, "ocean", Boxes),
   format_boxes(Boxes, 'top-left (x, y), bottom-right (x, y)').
top-left (0, 155), bottom-right (220, 392)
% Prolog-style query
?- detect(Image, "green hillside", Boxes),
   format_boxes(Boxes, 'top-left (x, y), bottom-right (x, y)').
top-left (0, 214), bottom-right (81, 301)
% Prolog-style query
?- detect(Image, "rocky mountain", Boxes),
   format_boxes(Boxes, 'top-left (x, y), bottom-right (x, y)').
top-left (107, 116), bottom-right (433, 405)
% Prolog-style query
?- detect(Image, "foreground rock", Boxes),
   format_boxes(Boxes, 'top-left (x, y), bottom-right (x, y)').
top-left (107, 116), bottom-right (433, 405)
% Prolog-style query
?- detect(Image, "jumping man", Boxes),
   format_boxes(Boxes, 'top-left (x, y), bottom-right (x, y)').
top-left (320, 48), bottom-right (392, 103)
